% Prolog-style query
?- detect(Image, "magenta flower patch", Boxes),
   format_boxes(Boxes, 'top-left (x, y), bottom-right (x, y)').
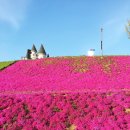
top-left (0, 56), bottom-right (130, 129)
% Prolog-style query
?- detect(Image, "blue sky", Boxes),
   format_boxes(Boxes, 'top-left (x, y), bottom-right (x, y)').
top-left (0, 0), bottom-right (130, 61)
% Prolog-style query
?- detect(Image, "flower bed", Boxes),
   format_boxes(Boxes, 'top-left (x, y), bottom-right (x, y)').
top-left (0, 56), bottom-right (130, 129)
top-left (0, 56), bottom-right (130, 92)
top-left (0, 91), bottom-right (130, 129)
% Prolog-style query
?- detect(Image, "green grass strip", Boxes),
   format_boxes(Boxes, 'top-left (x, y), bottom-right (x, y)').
top-left (0, 61), bottom-right (15, 70)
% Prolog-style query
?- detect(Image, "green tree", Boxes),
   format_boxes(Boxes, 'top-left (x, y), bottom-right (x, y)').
top-left (126, 20), bottom-right (130, 39)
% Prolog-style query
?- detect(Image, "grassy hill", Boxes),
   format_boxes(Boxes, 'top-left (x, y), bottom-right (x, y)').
top-left (0, 61), bottom-right (15, 70)
top-left (0, 56), bottom-right (130, 129)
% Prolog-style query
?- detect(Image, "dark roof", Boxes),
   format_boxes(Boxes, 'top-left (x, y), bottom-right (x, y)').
top-left (32, 44), bottom-right (37, 52)
top-left (38, 44), bottom-right (46, 55)
top-left (26, 49), bottom-right (31, 59)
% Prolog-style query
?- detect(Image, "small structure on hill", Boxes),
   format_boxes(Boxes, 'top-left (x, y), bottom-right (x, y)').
top-left (22, 44), bottom-right (49, 60)
top-left (88, 49), bottom-right (95, 56)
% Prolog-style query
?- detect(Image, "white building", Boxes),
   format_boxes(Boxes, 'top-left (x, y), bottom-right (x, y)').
top-left (30, 44), bottom-right (38, 59)
top-left (37, 44), bottom-right (47, 59)
top-left (22, 44), bottom-right (49, 60)
top-left (88, 49), bottom-right (95, 56)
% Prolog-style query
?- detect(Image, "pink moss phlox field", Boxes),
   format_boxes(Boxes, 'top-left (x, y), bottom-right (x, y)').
top-left (0, 92), bottom-right (130, 129)
top-left (0, 56), bottom-right (130, 129)
top-left (0, 56), bottom-right (130, 92)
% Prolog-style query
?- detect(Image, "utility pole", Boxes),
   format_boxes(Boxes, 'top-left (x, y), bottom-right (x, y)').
top-left (101, 28), bottom-right (103, 56)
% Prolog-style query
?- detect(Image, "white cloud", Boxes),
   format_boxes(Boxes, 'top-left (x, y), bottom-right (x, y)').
top-left (0, 0), bottom-right (31, 29)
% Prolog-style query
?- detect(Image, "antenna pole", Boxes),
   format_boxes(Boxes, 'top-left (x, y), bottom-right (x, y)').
top-left (101, 28), bottom-right (103, 56)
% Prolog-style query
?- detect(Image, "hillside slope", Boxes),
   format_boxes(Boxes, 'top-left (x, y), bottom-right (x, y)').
top-left (0, 56), bottom-right (130, 129)
top-left (0, 56), bottom-right (130, 93)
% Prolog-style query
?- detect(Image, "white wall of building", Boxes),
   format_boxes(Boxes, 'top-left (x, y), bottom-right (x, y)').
top-left (38, 53), bottom-right (46, 59)
top-left (88, 49), bottom-right (95, 56)
top-left (30, 51), bottom-right (37, 59)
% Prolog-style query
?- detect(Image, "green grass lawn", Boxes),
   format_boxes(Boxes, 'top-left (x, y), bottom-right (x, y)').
top-left (0, 61), bottom-right (15, 70)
